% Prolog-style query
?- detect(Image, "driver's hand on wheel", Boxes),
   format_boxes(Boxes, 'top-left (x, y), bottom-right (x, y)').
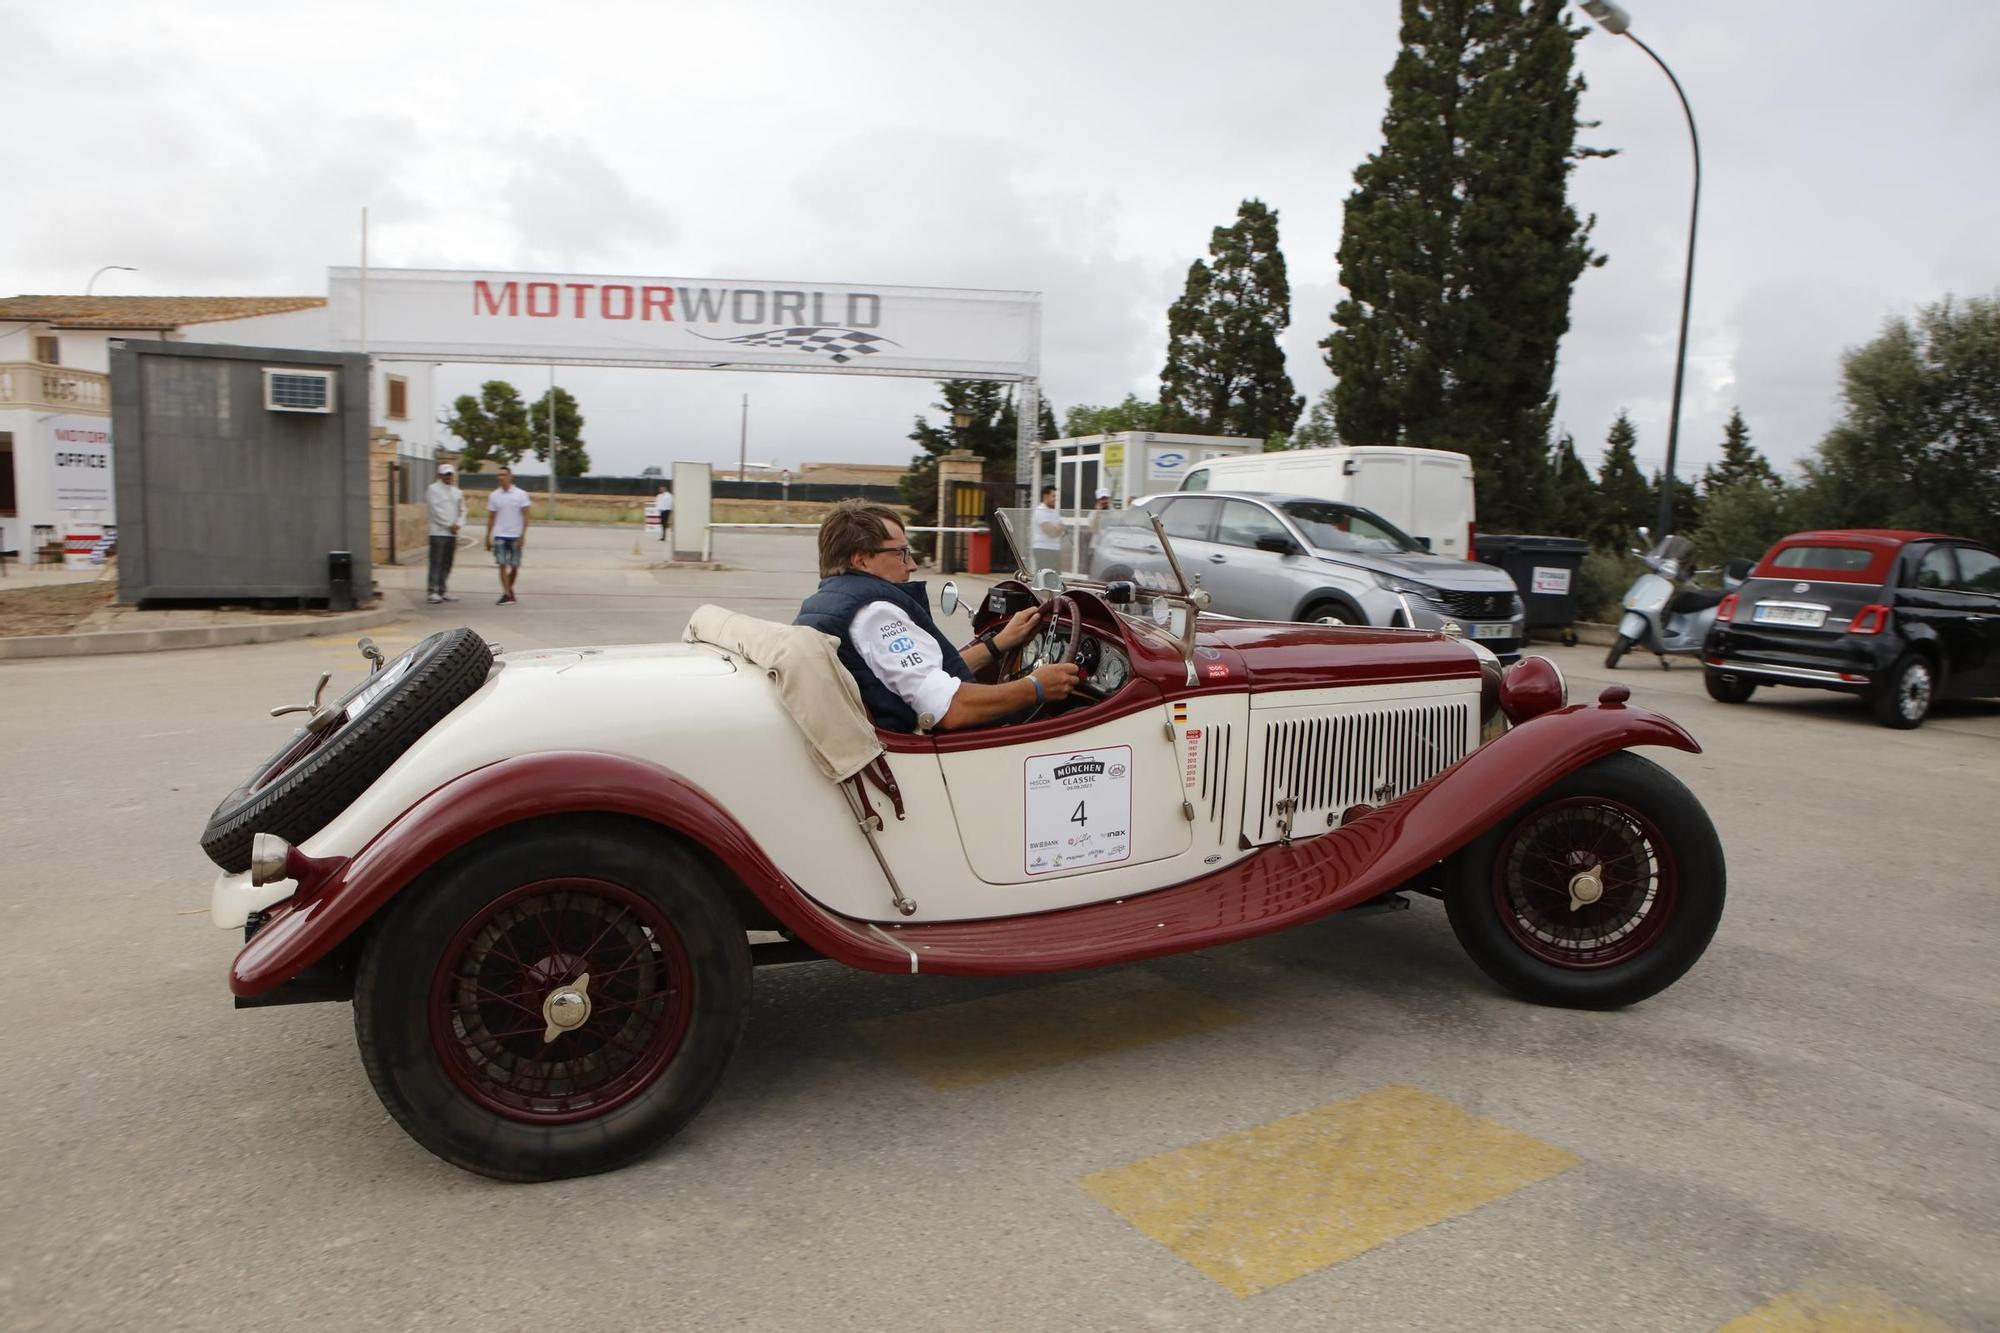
top-left (999, 606), bottom-right (1043, 651)
top-left (1033, 663), bottom-right (1082, 700)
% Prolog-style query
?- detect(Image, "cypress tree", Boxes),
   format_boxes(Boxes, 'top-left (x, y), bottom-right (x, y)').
top-left (1593, 411), bottom-right (1651, 548)
top-left (1544, 430), bottom-right (1601, 539)
top-left (1159, 199), bottom-right (1306, 441)
top-left (1324, 0), bottom-right (1607, 530)
top-left (1700, 408), bottom-right (1781, 493)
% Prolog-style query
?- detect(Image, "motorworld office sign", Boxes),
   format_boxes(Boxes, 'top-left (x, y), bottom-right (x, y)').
top-left (328, 266), bottom-right (1041, 380)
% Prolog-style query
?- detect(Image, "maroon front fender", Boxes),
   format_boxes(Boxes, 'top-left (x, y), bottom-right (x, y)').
top-left (229, 751), bottom-right (870, 997)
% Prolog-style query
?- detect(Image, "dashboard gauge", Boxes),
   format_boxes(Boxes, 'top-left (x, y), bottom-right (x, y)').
top-left (1094, 651), bottom-right (1129, 693)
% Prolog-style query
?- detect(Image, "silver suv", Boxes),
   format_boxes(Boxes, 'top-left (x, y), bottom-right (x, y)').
top-left (1088, 491), bottom-right (1526, 660)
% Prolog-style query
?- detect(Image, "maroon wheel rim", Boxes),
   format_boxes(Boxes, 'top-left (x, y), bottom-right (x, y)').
top-left (428, 877), bottom-right (693, 1124)
top-left (1490, 797), bottom-right (1678, 970)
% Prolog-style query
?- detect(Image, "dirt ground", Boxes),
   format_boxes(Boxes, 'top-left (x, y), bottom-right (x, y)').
top-left (0, 582), bottom-right (116, 637)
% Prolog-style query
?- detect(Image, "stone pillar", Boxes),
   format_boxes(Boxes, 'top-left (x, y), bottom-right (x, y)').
top-left (934, 450), bottom-right (985, 574)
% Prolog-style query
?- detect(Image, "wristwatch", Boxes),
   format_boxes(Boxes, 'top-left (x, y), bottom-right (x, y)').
top-left (977, 629), bottom-right (1002, 658)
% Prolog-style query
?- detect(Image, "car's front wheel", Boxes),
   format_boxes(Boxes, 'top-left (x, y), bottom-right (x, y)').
top-left (1442, 752), bottom-right (1724, 1009)
top-left (353, 817), bottom-right (750, 1181)
top-left (1301, 598), bottom-right (1362, 627)
top-left (1703, 669), bottom-right (1756, 704)
top-left (1870, 654), bottom-right (1934, 729)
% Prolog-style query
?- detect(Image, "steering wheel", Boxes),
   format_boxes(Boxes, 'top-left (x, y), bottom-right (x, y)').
top-left (1002, 593), bottom-right (1082, 681)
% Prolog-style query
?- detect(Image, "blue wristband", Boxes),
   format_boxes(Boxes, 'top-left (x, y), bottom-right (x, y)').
top-left (1031, 676), bottom-right (1044, 705)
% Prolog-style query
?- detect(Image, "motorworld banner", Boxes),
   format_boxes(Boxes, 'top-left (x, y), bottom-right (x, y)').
top-left (329, 266), bottom-right (1040, 380)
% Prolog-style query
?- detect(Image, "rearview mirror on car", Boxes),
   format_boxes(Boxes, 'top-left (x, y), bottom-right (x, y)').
top-left (939, 581), bottom-right (961, 617)
top-left (1254, 534), bottom-right (1299, 555)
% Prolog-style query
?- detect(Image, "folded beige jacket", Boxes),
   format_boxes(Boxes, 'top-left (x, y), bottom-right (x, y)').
top-left (682, 604), bottom-right (884, 783)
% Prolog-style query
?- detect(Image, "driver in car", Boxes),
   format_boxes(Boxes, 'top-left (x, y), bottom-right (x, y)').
top-left (797, 501), bottom-right (1081, 732)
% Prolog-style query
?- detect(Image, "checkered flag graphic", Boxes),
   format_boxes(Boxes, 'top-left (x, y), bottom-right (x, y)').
top-left (692, 326), bottom-right (897, 364)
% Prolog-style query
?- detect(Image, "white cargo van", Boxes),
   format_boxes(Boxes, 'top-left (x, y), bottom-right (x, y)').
top-left (1176, 446), bottom-right (1476, 559)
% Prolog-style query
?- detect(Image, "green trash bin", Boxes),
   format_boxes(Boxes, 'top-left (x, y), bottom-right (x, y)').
top-left (1474, 534), bottom-right (1589, 644)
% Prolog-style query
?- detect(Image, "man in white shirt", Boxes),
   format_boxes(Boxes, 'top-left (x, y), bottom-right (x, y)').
top-left (649, 483), bottom-right (673, 543)
top-left (1031, 484), bottom-right (1064, 579)
top-left (425, 463), bottom-right (467, 604)
top-left (483, 465), bottom-right (533, 605)
top-left (795, 500), bottom-right (1079, 732)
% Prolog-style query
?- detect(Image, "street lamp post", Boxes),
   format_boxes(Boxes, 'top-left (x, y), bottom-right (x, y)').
top-left (1581, 0), bottom-right (1700, 537)
top-left (85, 265), bottom-right (137, 295)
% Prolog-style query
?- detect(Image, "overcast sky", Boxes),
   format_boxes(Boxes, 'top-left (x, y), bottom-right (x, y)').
top-left (7, 0), bottom-right (1998, 483)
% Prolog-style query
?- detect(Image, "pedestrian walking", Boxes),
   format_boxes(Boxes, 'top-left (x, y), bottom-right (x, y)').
top-left (1031, 483), bottom-right (1064, 579)
top-left (484, 465), bottom-right (532, 604)
top-left (424, 463), bottom-right (466, 604)
top-left (650, 483), bottom-right (674, 543)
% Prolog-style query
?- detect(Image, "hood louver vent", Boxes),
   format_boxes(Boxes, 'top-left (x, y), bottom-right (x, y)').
top-left (1254, 701), bottom-right (1473, 843)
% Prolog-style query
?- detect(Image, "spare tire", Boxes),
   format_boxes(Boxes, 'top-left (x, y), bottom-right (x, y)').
top-left (200, 628), bottom-right (494, 873)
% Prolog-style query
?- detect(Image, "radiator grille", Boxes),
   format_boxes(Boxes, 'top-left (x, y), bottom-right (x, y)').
top-left (1433, 589), bottom-right (1518, 620)
top-left (1254, 700), bottom-right (1474, 842)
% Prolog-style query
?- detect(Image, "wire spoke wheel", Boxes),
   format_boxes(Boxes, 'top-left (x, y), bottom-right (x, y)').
top-left (1491, 797), bottom-right (1676, 969)
top-left (430, 878), bottom-right (693, 1123)
top-left (1443, 752), bottom-right (1724, 1010)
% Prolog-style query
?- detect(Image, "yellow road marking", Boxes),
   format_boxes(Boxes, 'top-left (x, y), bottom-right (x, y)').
top-left (1078, 1083), bottom-right (1579, 1297)
top-left (1719, 1283), bottom-right (1964, 1332)
top-left (854, 969), bottom-right (1245, 1092)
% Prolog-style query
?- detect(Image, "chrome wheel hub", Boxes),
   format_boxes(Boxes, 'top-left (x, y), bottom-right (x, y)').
top-left (540, 972), bottom-right (593, 1043)
top-left (1567, 865), bottom-right (1605, 912)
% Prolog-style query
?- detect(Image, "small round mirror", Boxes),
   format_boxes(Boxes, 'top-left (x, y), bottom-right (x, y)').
top-left (1149, 597), bottom-right (1171, 627)
top-left (1035, 568), bottom-right (1062, 592)
top-left (939, 580), bottom-right (960, 616)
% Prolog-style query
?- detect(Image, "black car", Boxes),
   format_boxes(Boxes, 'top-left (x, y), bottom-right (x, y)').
top-left (1702, 529), bottom-right (2000, 728)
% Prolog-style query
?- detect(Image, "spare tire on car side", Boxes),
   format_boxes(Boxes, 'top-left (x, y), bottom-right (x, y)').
top-left (200, 628), bottom-right (494, 873)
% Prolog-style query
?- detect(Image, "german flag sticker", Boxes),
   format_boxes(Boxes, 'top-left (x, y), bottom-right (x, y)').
top-left (1172, 701), bottom-right (1189, 724)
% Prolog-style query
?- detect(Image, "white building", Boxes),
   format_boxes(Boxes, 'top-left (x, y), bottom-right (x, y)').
top-left (0, 295), bottom-right (439, 564)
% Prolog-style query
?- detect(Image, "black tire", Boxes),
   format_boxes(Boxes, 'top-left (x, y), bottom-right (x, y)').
top-left (1703, 669), bottom-right (1756, 704)
top-left (1301, 598), bottom-right (1364, 627)
top-left (353, 818), bottom-right (751, 1182)
top-left (1604, 635), bottom-right (1632, 669)
top-left (1442, 751), bottom-right (1725, 1010)
top-left (1871, 654), bottom-right (1935, 729)
top-left (200, 628), bottom-right (493, 872)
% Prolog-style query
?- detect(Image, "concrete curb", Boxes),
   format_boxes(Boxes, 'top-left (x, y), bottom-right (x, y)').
top-left (0, 606), bottom-right (398, 661)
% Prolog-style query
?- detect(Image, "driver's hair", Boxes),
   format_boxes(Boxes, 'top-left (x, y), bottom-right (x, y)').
top-left (818, 499), bottom-right (906, 578)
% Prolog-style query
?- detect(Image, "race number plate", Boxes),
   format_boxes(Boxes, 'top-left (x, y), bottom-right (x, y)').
top-left (1025, 745), bottom-right (1133, 876)
top-left (1753, 604), bottom-right (1827, 627)
top-left (1472, 622), bottom-right (1515, 640)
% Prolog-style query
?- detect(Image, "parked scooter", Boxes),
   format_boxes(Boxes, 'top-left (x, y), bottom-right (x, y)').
top-left (1606, 530), bottom-right (1752, 670)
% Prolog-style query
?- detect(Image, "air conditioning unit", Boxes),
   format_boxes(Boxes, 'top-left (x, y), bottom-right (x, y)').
top-left (263, 368), bottom-right (335, 414)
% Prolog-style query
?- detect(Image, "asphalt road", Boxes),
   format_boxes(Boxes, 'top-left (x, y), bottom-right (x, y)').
top-left (2, 524), bottom-right (1995, 1332)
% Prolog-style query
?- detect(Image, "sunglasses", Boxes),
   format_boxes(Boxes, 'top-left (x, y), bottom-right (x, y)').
top-left (870, 545), bottom-right (917, 562)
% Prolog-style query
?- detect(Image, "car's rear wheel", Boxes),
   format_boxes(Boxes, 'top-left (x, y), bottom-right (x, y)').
top-left (1870, 654), bottom-right (1933, 729)
top-left (1604, 635), bottom-right (1633, 669)
top-left (353, 818), bottom-right (750, 1182)
top-left (1703, 669), bottom-right (1756, 704)
top-left (1443, 752), bottom-right (1724, 1009)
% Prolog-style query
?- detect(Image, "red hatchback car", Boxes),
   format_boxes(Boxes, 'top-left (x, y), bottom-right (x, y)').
top-left (1702, 529), bottom-right (2000, 728)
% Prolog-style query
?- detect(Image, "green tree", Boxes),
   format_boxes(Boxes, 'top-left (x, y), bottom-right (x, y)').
top-left (527, 385), bottom-right (590, 478)
top-left (1286, 386), bottom-right (1338, 450)
top-left (1790, 294), bottom-right (2000, 548)
top-left (1543, 430), bottom-right (1600, 538)
top-left (1650, 469), bottom-right (1703, 539)
top-left (1322, 0), bottom-right (1608, 531)
top-left (1692, 476), bottom-right (1792, 568)
top-left (900, 381), bottom-right (1057, 553)
top-left (1593, 411), bottom-right (1650, 548)
top-left (1701, 408), bottom-right (1780, 494)
top-left (443, 380), bottom-right (533, 473)
top-left (1158, 199), bottom-right (1305, 441)
top-left (1063, 395), bottom-right (1163, 437)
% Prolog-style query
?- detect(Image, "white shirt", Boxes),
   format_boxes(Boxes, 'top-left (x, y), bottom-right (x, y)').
top-left (488, 486), bottom-right (532, 539)
top-left (656, 490), bottom-right (673, 514)
top-left (850, 600), bottom-right (962, 729)
top-left (426, 481), bottom-right (466, 537)
top-left (1032, 502), bottom-right (1063, 551)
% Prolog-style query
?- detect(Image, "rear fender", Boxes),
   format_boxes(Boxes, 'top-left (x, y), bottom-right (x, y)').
top-left (229, 751), bottom-right (823, 997)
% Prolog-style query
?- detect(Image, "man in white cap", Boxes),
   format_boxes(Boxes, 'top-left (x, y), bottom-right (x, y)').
top-left (425, 462), bottom-right (467, 604)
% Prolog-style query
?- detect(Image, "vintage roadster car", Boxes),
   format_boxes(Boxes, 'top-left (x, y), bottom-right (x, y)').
top-left (200, 511), bottom-right (1725, 1182)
